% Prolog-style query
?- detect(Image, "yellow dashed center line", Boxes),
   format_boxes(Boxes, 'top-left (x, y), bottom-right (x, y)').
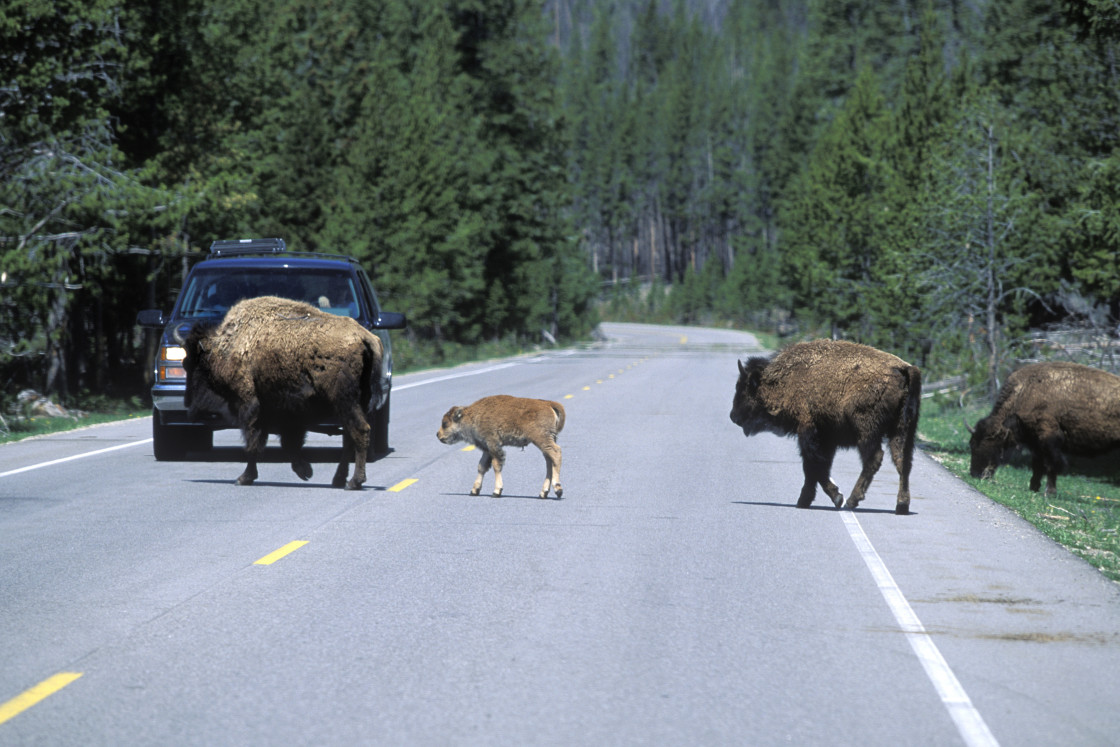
top-left (460, 445), bottom-right (476, 452)
top-left (255, 541), bottom-right (308, 566)
top-left (0, 672), bottom-right (82, 725)
top-left (389, 478), bottom-right (420, 491)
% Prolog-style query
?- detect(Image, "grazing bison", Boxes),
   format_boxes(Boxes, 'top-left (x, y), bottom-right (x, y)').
top-left (437, 395), bottom-right (565, 498)
top-left (729, 340), bottom-right (922, 514)
top-left (183, 296), bottom-right (383, 489)
top-left (969, 361), bottom-right (1120, 494)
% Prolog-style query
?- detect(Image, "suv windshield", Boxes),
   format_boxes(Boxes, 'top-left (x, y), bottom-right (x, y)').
top-left (177, 267), bottom-right (363, 320)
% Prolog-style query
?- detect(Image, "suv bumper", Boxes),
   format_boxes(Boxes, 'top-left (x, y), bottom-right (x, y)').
top-left (150, 380), bottom-right (389, 435)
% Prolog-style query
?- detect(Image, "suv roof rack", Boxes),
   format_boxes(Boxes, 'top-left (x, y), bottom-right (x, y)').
top-left (206, 238), bottom-right (359, 265)
top-left (209, 238), bottom-right (287, 256)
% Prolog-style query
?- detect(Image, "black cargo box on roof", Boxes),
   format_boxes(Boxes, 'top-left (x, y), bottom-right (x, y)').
top-left (209, 238), bottom-right (287, 256)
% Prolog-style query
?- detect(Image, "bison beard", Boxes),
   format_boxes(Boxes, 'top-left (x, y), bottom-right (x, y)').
top-left (183, 296), bottom-right (382, 489)
top-left (729, 340), bottom-right (921, 514)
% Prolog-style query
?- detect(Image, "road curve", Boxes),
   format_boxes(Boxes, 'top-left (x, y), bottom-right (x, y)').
top-left (1, 322), bottom-right (1118, 745)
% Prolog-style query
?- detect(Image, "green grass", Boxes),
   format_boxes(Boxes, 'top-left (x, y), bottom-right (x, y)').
top-left (0, 392), bottom-right (149, 445)
top-left (918, 402), bottom-right (1120, 584)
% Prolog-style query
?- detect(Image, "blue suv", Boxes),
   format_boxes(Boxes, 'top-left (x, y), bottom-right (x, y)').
top-left (137, 238), bottom-right (407, 460)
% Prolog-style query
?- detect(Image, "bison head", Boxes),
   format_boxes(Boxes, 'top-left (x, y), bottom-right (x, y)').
top-left (182, 321), bottom-right (228, 419)
top-left (729, 357), bottom-right (775, 436)
top-left (968, 414), bottom-right (1017, 479)
top-left (437, 407), bottom-right (467, 445)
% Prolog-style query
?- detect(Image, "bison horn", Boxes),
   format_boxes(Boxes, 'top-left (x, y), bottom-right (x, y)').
top-left (738, 359), bottom-right (746, 375)
top-left (964, 419), bottom-right (975, 434)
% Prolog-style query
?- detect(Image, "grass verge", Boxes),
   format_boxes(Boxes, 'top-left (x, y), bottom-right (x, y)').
top-left (0, 395), bottom-right (149, 446)
top-left (918, 402), bottom-right (1120, 584)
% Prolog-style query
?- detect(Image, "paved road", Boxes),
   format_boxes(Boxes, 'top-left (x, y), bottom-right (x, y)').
top-left (2, 322), bottom-right (1119, 745)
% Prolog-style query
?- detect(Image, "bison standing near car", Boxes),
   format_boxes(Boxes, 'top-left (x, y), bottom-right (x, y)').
top-left (729, 340), bottom-right (922, 514)
top-left (183, 295), bottom-right (383, 490)
top-left (969, 361), bottom-right (1120, 495)
top-left (437, 395), bottom-right (565, 498)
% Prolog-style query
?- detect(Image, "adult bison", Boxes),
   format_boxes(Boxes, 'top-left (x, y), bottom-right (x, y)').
top-left (969, 361), bottom-right (1120, 495)
top-left (183, 295), bottom-right (383, 489)
top-left (730, 339), bottom-right (922, 514)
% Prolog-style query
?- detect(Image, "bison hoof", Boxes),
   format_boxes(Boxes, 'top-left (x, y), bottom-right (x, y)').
top-left (842, 497), bottom-right (860, 510)
top-left (332, 476), bottom-right (346, 488)
top-left (470, 487), bottom-right (481, 496)
top-left (895, 503), bottom-right (910, 515)
top-left (491, 489), bottom-right (502, 498)
top-left (344, 480), bottom-right (364, 491)
top-left (293, 461), bottom-right (313, 481)
top-left (554, 486), bottom-right (563, 499)
top-left (236, 475), bottom-right (255, 486)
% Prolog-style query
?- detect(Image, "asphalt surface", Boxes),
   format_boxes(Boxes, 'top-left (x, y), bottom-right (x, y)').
top-left (1, 322), bottom-right (1119, 745)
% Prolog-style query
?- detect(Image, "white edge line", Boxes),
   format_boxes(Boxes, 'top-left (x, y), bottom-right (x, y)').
top-left (840, 512), bottom-right (1000, 747)
top-left (393, 349), bottom-right (577, 392)
top-left (3, 355), bottom-right (527, 477)
top-left (393, 362), bottom-right (520, 391)
top-left (0, 439), bottom-right (153, 479)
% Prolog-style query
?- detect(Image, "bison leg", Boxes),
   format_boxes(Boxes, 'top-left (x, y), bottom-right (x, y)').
top-left (1036, 437), bottom-right (1067, 496)
top-left (237, 459), bottom-right (259, 486)
top-left (539, 440), bottom-right (562, 499)
top-left (332, 433), bottom-right (352, 488)
top-left (280, 429), bottom-right (312, 482)
top-left (236, 400), bottom-right (265, 486)
top-left (888, 429), bottom-right (915, 515)
top-left (489, 446), bottom-right (506, 497)
top-left (340, 406), bottom-right (370, 490)
top-left (1045, 473), bottom-right (1059, 495)
top-left (1028, 452), bottom-right (1045, 492)
top-left (232, 403), bottom-right (265, 486)
top-left (471, 450), bottom-right (492, 496)
top-left (797, 432), bottom-right (842, 508)
top-left (845, 440), bottom-right (884, 510)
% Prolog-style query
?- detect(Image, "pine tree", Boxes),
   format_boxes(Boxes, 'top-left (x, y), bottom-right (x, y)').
top-left (447, 0), bottom-right (588, 341)
top-left (0, 0), bottom-right (174, 395)
top-left (780, 65), bottom-right (894, 338)
top-left (916, 90), bottom-right (1044, 397)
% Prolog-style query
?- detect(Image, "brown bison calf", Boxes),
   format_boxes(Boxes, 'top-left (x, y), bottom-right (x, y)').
top-left (730, 339), bottom-right (922, 514)
top-left (969, 361), bottom-right (1120, 495)
top-left (437, 395), bottom-right (565, 498)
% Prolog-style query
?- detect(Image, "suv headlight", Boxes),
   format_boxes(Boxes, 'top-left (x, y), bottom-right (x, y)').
top-left (158, 345), bottom-right (187, 382)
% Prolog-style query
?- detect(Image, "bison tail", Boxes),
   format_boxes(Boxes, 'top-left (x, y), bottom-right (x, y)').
top-left (551, 401), bottom-right (566, 434)
top-left (900, 364), bottom-right (922, 442)
top-left (362, 339), bottom-right (385, 415)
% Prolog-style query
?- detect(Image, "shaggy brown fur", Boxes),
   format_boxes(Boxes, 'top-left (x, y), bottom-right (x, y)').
top-left (970, 361), bottom-right (1120, 494)
top-left (730, 339), bottom-right (922, 514)
top-left (437, 395), bottom-right (565, 498)
top-left (183, 296), bottom-right (383, 489)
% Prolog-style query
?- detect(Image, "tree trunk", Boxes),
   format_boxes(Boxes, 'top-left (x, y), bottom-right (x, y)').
top-left (984, 123), bottom-right (1000, 402)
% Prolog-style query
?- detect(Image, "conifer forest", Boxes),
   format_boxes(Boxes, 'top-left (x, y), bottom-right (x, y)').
top-left (2, 0), bottom-right (1119, 403)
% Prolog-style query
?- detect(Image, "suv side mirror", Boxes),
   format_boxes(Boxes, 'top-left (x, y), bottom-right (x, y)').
top-left (373, 311), bottom-right (407, 330)
top-left (137, 309), bottom-right (167, 327)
